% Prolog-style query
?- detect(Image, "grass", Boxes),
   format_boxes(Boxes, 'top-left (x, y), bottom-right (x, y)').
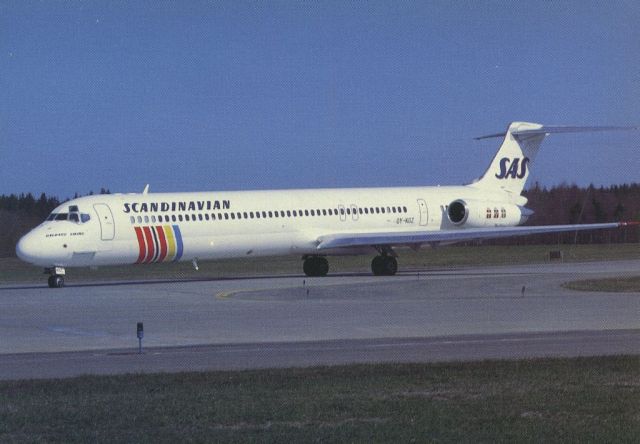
top-left (2, 243), bottom-right (639, 285)
top-left (563, 276), bottom-right (640, 292)
top-left (0, 356), bottom-right (639, 442)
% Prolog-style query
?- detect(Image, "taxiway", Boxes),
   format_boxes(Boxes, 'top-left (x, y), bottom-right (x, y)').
top-left (1, 260), bottom-right (639, 380)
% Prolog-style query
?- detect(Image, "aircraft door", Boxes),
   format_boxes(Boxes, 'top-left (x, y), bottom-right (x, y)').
top-left (338, 204), bottom-right (347, 222)
top-left (417, 199), bottom-right (428, 226)
top-left (93, 203), bottom-right (115, 240)
top-left (350, 204), bottom-right (359, 221)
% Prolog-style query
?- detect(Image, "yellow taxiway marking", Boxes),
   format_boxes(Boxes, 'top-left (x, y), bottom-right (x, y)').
top-left (215, 289), bottom-right (251, 299)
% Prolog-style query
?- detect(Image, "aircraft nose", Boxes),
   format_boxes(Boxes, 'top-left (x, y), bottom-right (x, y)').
top-left (16, 232), bottom-right (40, 264)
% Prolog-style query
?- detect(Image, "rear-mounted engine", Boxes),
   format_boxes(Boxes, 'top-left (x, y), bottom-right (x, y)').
top-left (447, 199), bottom-right (533, 228)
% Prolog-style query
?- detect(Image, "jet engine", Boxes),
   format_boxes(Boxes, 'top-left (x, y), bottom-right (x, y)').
top-left (447, 199), bottom-right (533, 228)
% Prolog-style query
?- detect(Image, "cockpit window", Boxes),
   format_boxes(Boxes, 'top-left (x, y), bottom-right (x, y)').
top-left (46, 211), bottom-right (91, 223)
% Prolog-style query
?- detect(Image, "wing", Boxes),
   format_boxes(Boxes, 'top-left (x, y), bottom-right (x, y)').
top-left (316, 222), bottom-right (630, 250)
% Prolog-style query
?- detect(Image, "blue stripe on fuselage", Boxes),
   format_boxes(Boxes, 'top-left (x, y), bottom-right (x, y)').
top-left (173, 225), bottom-right (183, 262)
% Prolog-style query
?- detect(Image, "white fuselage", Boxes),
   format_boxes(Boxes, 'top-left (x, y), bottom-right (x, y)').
top-left (16, 184), bottom-right (523, 268)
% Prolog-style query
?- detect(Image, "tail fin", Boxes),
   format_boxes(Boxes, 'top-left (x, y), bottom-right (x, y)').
top-left (470, 122), bottom-right (636, 196)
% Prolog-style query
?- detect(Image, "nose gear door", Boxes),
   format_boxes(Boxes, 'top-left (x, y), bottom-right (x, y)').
top-left (93, 203), bottom-right (115, 240)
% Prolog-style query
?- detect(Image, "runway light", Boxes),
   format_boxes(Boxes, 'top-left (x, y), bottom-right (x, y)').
top-left (137, 322), bottom-right (144, 354)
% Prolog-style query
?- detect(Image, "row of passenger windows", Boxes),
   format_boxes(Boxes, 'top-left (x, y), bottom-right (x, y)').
top-left (129, 205), bottom-right (409, 225)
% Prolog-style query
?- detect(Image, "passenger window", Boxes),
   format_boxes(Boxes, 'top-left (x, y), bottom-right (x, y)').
top-left (172, 215), bottom-right (176, 222)
top-left (322, 209), bottom-right (327, 216)
top-left (137, 216), bottom-right (142, 223)
top-left (305, 210), bottom-right (310, 216)
top-left (185, 215), bottom-right (190, 221)
top-left (287, 210), bottom-right (291, 217)
top-left (199, 214), bottom-right (203, 221)
top-left (381, 208), bottom-right (385, 214)
top-left (151, 215), bottom-right (156, 223)
top-left (256, 212), bottom-right (261, 219)
top-left (261, 211), bottom-right (267, 218)
top-left (231, 213), bottom-right (236, 220)
top-left (243, 212), bottom-right (248, 219)
top-left (268, 211), bottom-right (273, 218)
top-left (178, 215), bottom-right (183, 221)
top-left (205, 214), bottom-right (209, 221)
top-left (403, 206), bottom-right (408, 213)
top-left (130, 216), bottom-right (135, 224)
top-left (224, 213), bottom-right (229, 220)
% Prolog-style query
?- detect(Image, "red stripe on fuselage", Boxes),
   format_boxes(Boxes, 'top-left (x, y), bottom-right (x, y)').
top-left (142, 226), bottom-right (155, 263)
top-left (134, 227), bottom-right (146, 264)
top-left (156, 226), bottom-right (168, 262)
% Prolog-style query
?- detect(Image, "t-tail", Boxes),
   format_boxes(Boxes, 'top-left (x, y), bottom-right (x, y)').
top-left (470, 122), bottom-right (636, 196)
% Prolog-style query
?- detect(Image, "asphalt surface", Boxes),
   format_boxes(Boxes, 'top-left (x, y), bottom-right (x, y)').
top-left (1, 260), bottom-right (639, 380)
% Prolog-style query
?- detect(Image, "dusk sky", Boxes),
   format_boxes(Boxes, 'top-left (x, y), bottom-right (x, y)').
top-left (1, 1), bottom-right (638, 199)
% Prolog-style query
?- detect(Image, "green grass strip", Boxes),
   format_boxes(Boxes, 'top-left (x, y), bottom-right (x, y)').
top-left (1, 356), bottom-right (639, 443)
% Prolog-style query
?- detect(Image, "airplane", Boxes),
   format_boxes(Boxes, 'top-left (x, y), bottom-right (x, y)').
top-left (16, 121), bottom-right (636, 288)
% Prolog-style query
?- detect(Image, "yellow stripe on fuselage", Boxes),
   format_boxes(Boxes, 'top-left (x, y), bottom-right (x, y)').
top-left (164, 225), bottom-right (176, 260)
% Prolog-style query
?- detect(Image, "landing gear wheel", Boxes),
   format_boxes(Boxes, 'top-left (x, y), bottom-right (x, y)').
top-left (303, 256), bottom-right (329, 277)
top-left (48, 275), bottom-right (65, 288)
top-left (371, 256), bottom-right (398, 276)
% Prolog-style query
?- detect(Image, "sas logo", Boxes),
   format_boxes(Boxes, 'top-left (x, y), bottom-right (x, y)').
top-left (495, 157), bottom-right (530, 179)
top-left (134, 225), bottom-right (183, 264)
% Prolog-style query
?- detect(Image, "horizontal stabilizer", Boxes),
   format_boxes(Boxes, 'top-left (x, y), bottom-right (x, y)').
top-left (475, 125), bottom-right (637, 140)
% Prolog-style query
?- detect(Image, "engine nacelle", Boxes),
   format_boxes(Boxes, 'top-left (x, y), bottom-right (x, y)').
top-left (447, 199), bottom-right (533, 228)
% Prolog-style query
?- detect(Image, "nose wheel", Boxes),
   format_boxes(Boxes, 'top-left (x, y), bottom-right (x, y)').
top-left (45, 267), bottom-right (66, 288)
top-left (371, 255), bottom-right (398, 276)
top-left (48, 275), bottom-right (65, 288)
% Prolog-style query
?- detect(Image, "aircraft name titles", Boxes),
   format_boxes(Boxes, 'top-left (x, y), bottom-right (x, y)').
top-left (123, 200), bottom-right (231, 214)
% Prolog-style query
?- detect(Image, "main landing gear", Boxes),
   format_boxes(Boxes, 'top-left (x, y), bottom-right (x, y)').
top-left (371, 255), bottom-right (398, 276)
top-left (303, 255), bottom-right (398, 277)
top-left (45, 267), bottom-right (65, 288)
top-left (303, 256), bottom-right (329, 277)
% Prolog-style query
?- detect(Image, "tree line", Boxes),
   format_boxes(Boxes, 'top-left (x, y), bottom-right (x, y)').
top-left (1, 184), bottom-right (639, 258)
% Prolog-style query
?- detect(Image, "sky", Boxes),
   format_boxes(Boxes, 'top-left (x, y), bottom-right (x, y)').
top-left (1, 1), bottom-right (639, 198)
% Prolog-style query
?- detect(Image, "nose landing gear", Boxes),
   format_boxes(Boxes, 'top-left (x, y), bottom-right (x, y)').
top-left (45, 267), bottom-right (66, 288)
